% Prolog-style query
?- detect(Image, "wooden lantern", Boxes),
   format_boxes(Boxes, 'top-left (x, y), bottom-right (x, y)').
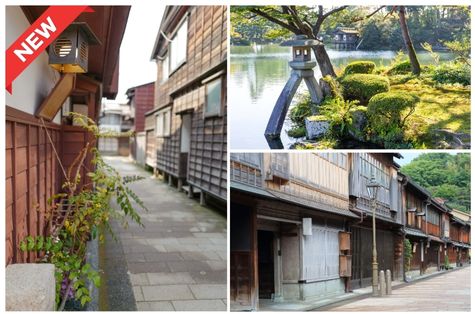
top-left (49, 22), bottom-right (101, 73)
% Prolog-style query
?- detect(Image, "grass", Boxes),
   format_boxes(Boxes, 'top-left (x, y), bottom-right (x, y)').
top-left (390, 74), bottom-right (470, 147)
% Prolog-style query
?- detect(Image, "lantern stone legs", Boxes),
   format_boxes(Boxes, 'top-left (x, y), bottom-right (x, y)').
top-left (264, 64), bottom-right (324, 140)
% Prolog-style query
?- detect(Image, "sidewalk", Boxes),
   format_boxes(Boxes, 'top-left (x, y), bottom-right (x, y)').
top-left (259, 266), bottom-right (470, 311)
top-left (100, 156), bottom-right (227, 311)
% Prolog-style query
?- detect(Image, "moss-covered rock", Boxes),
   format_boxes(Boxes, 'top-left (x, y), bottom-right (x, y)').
top-left (341, 74), bottom-right (390, 105)
top-left (343, 61), bottom-right (376, 75)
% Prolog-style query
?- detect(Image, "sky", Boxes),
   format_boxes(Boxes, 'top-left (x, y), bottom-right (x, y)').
top-left (115, 4), bottom-right (165, 104)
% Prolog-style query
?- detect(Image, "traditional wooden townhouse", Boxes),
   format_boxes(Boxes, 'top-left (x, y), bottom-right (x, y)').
top-left (6, 6), bottom-right (129, 264)
top-left (149, 5), bottom-right (227, 205)
top-left (347, 153), bottom-right (405, 289)
top-left (125, 82), bottom-right (155, 166)
top-left (230, 152), bottom-right (358, 311)
top-left (448, 213), bottom-right (471, 266)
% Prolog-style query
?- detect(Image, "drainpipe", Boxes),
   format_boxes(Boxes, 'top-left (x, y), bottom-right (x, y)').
top-left (401, 177), bottom-right (408, 283)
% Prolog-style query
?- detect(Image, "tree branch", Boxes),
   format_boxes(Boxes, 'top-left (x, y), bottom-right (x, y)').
top-left (250, 8), bottom-right (300, 34)
top-left (351, 5), bottom-right (386, 22)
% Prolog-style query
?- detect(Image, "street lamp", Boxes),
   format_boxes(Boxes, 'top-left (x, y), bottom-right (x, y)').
top-left (367, 176), bottom-right (381, 296)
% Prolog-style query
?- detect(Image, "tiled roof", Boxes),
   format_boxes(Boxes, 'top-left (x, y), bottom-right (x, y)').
top-left (405, 227), bottom-right (428, 238)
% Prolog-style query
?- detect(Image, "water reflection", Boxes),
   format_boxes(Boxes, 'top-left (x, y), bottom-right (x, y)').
top-left (230, 44), bottom-right (453, 149)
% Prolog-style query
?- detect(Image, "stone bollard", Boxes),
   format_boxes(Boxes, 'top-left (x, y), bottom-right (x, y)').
top-left (6, 263), bottom-right (56, 310)
top-left (386, 269), bottom-right (392, 295)
top-left (379, 270), bottom-right (386, 296)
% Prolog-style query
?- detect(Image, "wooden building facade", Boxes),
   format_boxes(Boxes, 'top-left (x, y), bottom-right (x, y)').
top-left (332, 28), bottom-right (359, 50)
top-left (126, 82), bottom-right (155, 167)
top-left (150, 5), bottom-right (227, 204)
top-left (230, 152), bottom-right (358, 310)
top-left (347, 153), bottom-right (405, 289)
top-left (6, 6), bottom-right (129, 265)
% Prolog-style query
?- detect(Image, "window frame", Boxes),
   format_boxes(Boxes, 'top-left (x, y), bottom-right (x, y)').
top-left (155, 107), bottom-right (172, 137)
top-left (203, 74), bottom-right (224, 118)
top-left (161, 52), bottom-right (169, 84)
top-left (169, 17), bottom-right (188, 75)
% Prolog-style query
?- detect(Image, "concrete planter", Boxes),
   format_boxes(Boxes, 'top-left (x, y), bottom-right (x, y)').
top-left (305, 116), bottom-right (330, 139)
top-left (6, 263), bottom-right (56, 311)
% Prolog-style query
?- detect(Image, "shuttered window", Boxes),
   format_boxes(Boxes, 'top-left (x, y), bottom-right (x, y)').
top-left (303, 226), bottom-right (340, 281)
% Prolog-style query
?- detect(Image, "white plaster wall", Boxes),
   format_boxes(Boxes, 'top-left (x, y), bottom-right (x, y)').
top-left (6, 6), bottom-right (61, 124)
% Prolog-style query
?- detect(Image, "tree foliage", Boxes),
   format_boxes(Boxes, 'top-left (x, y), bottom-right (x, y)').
top-left (401, 153), bottom-right (470, 212)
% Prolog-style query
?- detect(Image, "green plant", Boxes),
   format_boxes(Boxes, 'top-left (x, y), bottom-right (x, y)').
top-left (431, 62), bottom-right (470, 86)
top-left (20, 113), bottom-right (146, 310)
top-left (287, 125), bottom-right (306, 138)
top-left (367, 91), bottom-right (419, 147)
top-left (321, 75), bottom-right (343, 99)
top-left (289, 93), bottom-right (313, 127)
top-left (319, 97), bottom-right (360, 137)
top-left (444, 254), bottom-right (450, 269)
top-left (404, 239), bottom-right (413, 271)
top-left (420, 42), bottom-right (440, 64)
top-left (343, 61), bottom-right (376, 75)
top-left (387, 60), bottom-right (412, 75)
top-left (341, 74), bottom-right (390, 105)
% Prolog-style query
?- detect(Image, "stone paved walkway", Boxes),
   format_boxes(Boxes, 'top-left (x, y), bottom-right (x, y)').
top-left (325, 267), bottom-right (471, 311)
top-left (103, 156), bottom-right (227, 311)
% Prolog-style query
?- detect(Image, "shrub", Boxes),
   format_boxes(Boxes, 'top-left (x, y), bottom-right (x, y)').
top-left (387, 60), bottom-right (412, 75)
top-left (367, 92), bottom-right (419, 147)
top-left (341, 74), bottom-right (390, 105)
top-left (289, 93), bottom-right (313, 127)
top-left (287, 126), bottom-right (306, 138)
top-left (431, 62), bottom-right (470, 86)
top-left (343, 61), bottom-right (376, 75)
top-left (321, 75), bottom-right (343, 99)
top-left (320, 97), bottom-right (360, 137)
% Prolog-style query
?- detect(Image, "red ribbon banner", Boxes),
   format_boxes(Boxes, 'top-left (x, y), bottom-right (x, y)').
top-left (6, 6), bottom-right (94, 93)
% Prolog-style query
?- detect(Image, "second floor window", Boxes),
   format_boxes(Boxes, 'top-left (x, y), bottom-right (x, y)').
top-left (161, 54), bottom-right (169, 83)
top-left (170, 18), bottom-right (188, 73)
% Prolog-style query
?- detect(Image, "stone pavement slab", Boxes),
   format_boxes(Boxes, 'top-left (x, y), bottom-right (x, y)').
top-left (102, 156), bottom-right (227, 311)
top-left (326, 267), bottom-right (471, 312)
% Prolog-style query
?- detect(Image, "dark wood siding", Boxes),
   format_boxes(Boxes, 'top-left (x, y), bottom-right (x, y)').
top-left (6, 107), bottom-right (61, 265)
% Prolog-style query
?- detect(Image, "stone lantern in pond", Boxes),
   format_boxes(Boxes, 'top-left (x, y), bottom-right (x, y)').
top-left (264, 35), bottom-right (324, 142)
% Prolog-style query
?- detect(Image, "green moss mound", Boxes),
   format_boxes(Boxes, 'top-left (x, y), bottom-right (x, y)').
top-left (388, 60), bottom-right (412, 75)
top-left (367, 91), bottom-right (419, 147)
top-left (341, 74), bottom-right (390, 105)
top-left (343, 61), bottom-right (376, 75)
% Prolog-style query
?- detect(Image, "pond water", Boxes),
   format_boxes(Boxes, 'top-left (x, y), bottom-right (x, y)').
top-left (229, 44), bottom-right (454, 149)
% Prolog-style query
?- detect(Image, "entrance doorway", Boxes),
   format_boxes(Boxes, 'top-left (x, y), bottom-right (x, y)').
top-left (258, 230), bottom-right (275, 299)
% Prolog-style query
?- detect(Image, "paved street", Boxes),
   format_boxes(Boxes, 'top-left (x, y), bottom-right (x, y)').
top-left (101, 156), bottom-right (227, 311)
top-left (326, 267), bottom-right (471, 311)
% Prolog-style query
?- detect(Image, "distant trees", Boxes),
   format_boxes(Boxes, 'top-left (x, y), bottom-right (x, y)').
top-left (401, 153), bottom-right (470, 212)
top-left (231, 6), bottom-right (471, 54)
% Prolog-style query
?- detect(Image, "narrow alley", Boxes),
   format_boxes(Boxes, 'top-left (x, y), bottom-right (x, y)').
top-left (100, 156), bottom-right (227, 311)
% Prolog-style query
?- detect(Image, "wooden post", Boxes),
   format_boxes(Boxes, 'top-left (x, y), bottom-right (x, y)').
top-left (177, 178), bottom-right (183, 191)
top-left (188, 185), bottom-right (194, 198)
top-left (200, 190), bottom-right (205, 206)
top-left (386, 269), bottom-right (392, 295)
top-left (168, 175), bottom-right (173, 186)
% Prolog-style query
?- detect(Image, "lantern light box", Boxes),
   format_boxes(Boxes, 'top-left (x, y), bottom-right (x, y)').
top-left (49, 22), bottom-right (101, 73)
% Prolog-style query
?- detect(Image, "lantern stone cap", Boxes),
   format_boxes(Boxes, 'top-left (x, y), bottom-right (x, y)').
top-left (281, 34), bottom-right (320, 47)
top-left (66, 22), bottom-right (102, 46)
